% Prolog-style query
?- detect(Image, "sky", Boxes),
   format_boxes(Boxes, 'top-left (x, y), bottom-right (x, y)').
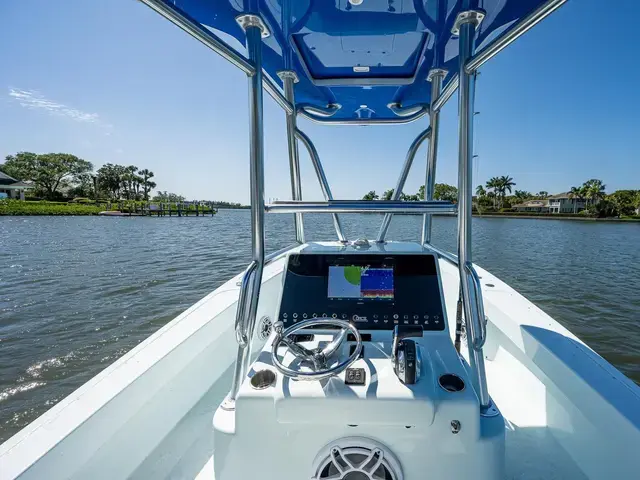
top-left (0, 0), bottom-right (638, 204)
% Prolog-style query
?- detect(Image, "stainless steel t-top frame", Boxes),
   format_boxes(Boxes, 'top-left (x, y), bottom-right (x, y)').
top-left (140, 0), bottom-right (567, 414)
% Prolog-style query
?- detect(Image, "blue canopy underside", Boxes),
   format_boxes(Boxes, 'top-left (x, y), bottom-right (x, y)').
top-left (162, 0), bottom-right (549, 121)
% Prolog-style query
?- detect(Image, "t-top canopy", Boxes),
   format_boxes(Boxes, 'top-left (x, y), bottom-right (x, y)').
top-left (152, 0), bottom-right (561, 122)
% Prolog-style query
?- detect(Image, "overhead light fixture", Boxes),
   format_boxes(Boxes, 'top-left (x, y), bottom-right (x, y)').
top-left (349, 0), bottom-right (364, 5)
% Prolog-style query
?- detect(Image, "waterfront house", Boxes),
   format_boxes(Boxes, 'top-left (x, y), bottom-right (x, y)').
top-left (0, 171), bottom-right (35, 200)
top-left (512, 199), bottom-right (550, 213)
top-left (547, 192), bottom-right (586, 213)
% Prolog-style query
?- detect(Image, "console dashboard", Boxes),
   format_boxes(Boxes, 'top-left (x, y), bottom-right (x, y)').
top-left (277, 252), bottom-right (446, 331)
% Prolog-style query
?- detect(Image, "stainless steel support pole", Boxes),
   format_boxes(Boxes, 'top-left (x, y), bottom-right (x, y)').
top-left (465, 0), bottom-right (567, 74)
top-left (295, 129), bottom-right (347, 242)
top-left (456, 16), bottom-right (491, 411)
top-left (432, 75), bottom-right (458, 112)
top-left (280, 72), bottom-right (305, 243)
top-left (421, 70), bottom-right (446, 245)
top-left (226, 22), bottom-right (266, 408)
top-left (376, 127), bottom-right (431, 242)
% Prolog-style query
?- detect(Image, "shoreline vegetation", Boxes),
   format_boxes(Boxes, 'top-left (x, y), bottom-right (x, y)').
top-left (362, 176), bottom-right (640, 221)
top-left (0, 151), bottom-right (248, 216)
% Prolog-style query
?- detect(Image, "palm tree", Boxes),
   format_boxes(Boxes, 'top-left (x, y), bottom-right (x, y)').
top-left (537, 191), bottom-right (549, 199)
top-left (582, 179), bottom-right (606, 207)
top-left (514, 190), bottom-right (531, 202)
top-left (485, 177), bottom-right (500, 208)
top-left (497, 175), bottom-right (516, 208)
top-left (139, 169), bottom-right (155, 201)
top-left (568, 186), bottom-right (584, 213)
top-left (476, 185), bottom-right (486, 197)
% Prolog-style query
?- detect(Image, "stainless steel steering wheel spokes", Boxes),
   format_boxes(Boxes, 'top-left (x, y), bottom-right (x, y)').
top-left (271, 318), bottom-right (362, 380)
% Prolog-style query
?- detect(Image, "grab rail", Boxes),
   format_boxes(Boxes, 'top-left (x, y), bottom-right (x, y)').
top-left (234, 261), bottom-right (257, 347)
top-left (265, 200), bottom-right (457, 215)
top-left (425, 244), bottom-right (487, 350)
top-left (464, 262), bottom-right (487, 350)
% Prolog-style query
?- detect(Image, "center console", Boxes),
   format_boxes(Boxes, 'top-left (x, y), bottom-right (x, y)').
top-left (278, 253), bottom-right (446, 331)
top-left (213, 244), bottom-right (505, 480)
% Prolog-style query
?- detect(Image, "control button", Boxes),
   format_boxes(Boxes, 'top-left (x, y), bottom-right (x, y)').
top-left (383, 314), bottom-right (388, 319)
top-left (423, 315), bottom-right (429, 319)
top-left (283, 313), bottom-right (288, 318)
top-left (384, 319), bottom-right (389, 323)
top-left (373, 319), bottom-right (378, 323)
top-left (342, 313), bottom-right (347, 319)
top-left (393, 314), bottom-right (399, 320)
top-left (353, 315), bottom-right (359, 321)
top-left (373, 314), bottom-right (378, 319)
top-left (434, 315), bottom-right (440, 320)
top-left (332, 313), bottom-right (337, 319)
top-left (413, 315), bottom-right (419, 320)
top-left (302, 313), bottom-right (308, 319)
top-left (403, 315), bottom-right (409, 320)
top-left (293, 313), bottom-right (298, 319)
top-left (312, 313), bottom-right (317, 318)
top-left (322, 313), bottom-right (327, 318)
top-left (414, 320), bottom-right (419, 325)
top-left (345, 368), bottom-right (366, 386)
top-left (394, 320), bottom-right (399, 324)
top-left (403, 320), bottom-right (409, 324)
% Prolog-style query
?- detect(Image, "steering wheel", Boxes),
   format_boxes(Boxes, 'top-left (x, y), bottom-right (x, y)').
top-left (271, 318), bottom-right (362, 380)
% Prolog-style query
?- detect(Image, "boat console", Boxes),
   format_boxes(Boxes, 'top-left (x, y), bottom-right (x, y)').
top-left (213, 247), bottom-right (505, 479)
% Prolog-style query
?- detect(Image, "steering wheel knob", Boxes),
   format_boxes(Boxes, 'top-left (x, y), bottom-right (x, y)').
top-left (271, 318), bottom-right (362, 380)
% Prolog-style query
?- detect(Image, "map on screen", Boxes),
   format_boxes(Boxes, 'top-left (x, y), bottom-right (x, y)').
top-left (328, 266), bottom-right (394, 300)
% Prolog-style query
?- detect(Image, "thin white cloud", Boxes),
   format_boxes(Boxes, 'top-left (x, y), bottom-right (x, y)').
top-left (8, 88), bottom-right (111, 130)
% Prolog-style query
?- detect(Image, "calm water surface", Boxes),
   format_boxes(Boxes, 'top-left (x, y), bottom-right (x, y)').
top-left (1, 212), bottom-right (639, 442)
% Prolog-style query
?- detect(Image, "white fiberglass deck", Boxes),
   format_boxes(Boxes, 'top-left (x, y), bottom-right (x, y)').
top-left (1, 242), bottom-right (639, 479)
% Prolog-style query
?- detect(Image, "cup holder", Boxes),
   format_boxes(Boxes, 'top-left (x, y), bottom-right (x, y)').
top-left (250, 369), bottom-right (276, 390)
top-left (438, 373), bottom-right (465, 393)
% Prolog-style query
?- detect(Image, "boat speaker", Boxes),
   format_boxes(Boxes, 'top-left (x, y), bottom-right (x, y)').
top-left (312, 437), bottom-right (403, 480)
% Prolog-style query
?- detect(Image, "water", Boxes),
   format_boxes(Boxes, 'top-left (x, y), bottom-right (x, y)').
top-left (0, 212), bottom-right (638, 442)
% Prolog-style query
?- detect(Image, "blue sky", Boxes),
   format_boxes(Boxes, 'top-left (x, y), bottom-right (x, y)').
top-left (1, 0), bottom-right (638, 203)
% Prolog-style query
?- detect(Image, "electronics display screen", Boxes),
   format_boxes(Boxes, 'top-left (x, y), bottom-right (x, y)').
top-left (278, 253), bottom-right (445, 331)
top-left (328, 266), bottom-right (394, 300)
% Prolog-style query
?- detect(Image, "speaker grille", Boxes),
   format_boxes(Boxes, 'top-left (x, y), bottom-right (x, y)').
top-left (312, 438), bottom-right (402, 480)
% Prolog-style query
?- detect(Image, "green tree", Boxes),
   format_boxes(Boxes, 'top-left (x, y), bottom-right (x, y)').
top-left (495, 175), bottom-right (516, 208)
top-left (383, 188), bottom-right (395, 201)
top-left (69, 173), bottom-right (96, 198)
top-left (97, 163), bottom-right (127, 199)
top-left (568, 186), bottom-right (585, 213)
top-left (401, 193), bottom-right (419, 201)
top-left (485, 177), bottom-right (500, 208)
top-left (536, 191), bottom-right (549, 199)
top-left (475, 185), bottom-right (486, 197)
top-left (152, 191), bottom-right (186, 203)
top-left (1, 152), bottom-right (38, 181)
top-left (607, 190), bottom-right (639, 216)
top-left (2, 152), bottom-right (92, 199)
top-left (433, 183), bottom-right (458, 203)
top-left (362, 190), bottom-right (379, 200)
top-left (139, 169), bottom-right (156, 200)
top-left (582, 179), bottom-right (606, 207)
top-left (513, 190), bottom-right (531, 202)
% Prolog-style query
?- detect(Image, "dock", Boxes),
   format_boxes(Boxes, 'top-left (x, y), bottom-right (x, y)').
top-left (99, 201), bottom-right (218, 217)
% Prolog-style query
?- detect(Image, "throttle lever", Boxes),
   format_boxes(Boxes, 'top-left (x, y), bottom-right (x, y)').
top-left (392, 325), bottom-right (423, 385)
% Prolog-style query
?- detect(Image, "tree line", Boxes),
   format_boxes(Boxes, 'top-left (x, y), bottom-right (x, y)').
top-left (0, 151), bottom-right (186, 203)
top-left (362, 176), bottom-right (640, 217)
top-left (362, 183), bottom-right (458, 203)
